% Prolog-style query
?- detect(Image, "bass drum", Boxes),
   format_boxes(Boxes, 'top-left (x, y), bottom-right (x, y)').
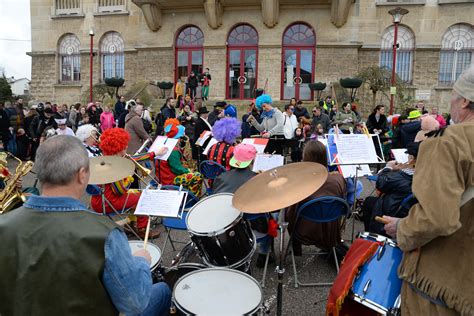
top-left (163, 242), bottom-right (207, 289)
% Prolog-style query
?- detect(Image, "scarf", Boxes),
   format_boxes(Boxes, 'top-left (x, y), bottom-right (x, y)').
top-left (261, 109), bottom-right (275, 120)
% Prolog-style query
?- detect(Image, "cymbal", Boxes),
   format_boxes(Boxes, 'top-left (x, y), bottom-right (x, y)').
top-left (232, 162), bottom-right (328, 214)
top-left (88, 156), bottom-right (135, 185)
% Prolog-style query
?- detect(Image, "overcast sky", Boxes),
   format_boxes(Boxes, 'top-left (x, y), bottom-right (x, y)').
top-left (0, 0), bottom-right (31, 80)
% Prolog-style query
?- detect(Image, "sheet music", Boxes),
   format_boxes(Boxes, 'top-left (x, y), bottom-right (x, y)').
top-left (252, 154), bottom-right (284, 172)
top-left (338, 164), bottom-right (372, 178)
top-left (242, 138), bottom-right (269, 154)
top-left (203, 137), bottom-right (218, 155)
top-left (335, 134), bottom-right (380, 164)
top-left (196, 131), bottom-right (212, 147)
top-left (391, 149), bottom-right (409, 164)
top-left (148, 136), bottom-right (179, 161)
top-left (134, 189), bottom-right (187, 217)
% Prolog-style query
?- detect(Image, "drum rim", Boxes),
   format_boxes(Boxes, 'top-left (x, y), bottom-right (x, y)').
top-left (352, 294), bottom-right (390, 314)
top-left (186, 193), bottom-right (243, 236)
top-left (172, 267), bottom-right (263, 314)
top-left (128, 240), bottom-right (162, 270)
top-left (358, 232), bottom-right (398, 247)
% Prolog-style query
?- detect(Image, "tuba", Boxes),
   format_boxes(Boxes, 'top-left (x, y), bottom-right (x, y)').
top-left (0, 154), bottom-right (34, 214)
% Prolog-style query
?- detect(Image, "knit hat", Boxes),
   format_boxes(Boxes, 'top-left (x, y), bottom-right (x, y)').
top-left (255, 94), bottom-right (272, 110)
top-left (414, 115), bottom-right (440, 142)
top-left (164, 118), bottom-right (185, 139)
top-left (229, 144), bottom-right (257, 169)
top-left (453, 65), bottom-right (474, 102)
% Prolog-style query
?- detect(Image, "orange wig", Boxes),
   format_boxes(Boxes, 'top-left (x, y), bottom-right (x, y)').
top-left (99, 128), bottom-right (130, 155)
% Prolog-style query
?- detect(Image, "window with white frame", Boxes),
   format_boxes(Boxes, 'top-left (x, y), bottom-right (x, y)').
top-left (439, 24), bottom-right (473, 85)
top-left (58, 34), bottom-right (81, 82)
top-left (55, 0), bottom-right (81, 15)
top-left (380, 25), bottom-right (415, 83)
top-left (100, 32), bottom-right (124, 80)
top-left (98, 0), bottom-right (126, 13)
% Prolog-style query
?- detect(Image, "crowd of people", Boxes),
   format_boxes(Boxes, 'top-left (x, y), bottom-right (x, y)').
top-left (0, 64), bottom-right (472, 316)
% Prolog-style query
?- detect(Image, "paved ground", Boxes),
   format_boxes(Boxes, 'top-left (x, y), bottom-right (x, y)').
top-left (11, 157), bottom-right (374, 316)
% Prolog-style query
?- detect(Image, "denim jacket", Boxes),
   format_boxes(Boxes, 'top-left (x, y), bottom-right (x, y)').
top-left (24, 195), bottom-right (152, 314)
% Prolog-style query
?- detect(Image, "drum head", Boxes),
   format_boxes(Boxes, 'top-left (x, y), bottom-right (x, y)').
top-left (186, 193), bottom-right (241, 234)
top-left (174, 268), bottom-right (262, 315)
top-left (128, 241), bottom-right (162, 270)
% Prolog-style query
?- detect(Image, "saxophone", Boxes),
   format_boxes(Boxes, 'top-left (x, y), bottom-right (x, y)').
top-left (0, 154), bottom-right (34, 214)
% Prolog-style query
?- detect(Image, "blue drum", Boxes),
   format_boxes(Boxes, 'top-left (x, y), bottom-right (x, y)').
top-left (352, 232), bottom-right (402, 315)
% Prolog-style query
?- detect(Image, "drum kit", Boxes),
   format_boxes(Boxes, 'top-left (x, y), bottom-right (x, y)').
top-left (91, 157), bottom-right (404, 315)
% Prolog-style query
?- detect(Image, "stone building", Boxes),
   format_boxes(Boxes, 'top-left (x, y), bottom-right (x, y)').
top-left (29, 0), bottom-right (473, 112)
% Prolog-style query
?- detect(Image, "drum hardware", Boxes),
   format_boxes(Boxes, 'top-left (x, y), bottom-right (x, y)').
top-left (233, 163), bottom-right (328, 316)
top-left (351, 232), bottom-right (403, 315)
top-left (377, 241), bottom-right (387, 260)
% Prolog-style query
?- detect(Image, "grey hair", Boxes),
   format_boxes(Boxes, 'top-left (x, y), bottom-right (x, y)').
top-left (75, 124), bottom-right (97, 142)
top-left (36, 135), bottom-right (89, 185)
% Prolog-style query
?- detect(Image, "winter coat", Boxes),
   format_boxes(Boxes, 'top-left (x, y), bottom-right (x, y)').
top-left (366, 113), bottom-right (388, 134)
top-left (400, 120), bottom-right (421, 147)
top-left (368, 168), bottom-right (414, 235)
top-left (124, 111), bottom-right (149, 155)
top-left (100, 112), bottom-right (116, 132)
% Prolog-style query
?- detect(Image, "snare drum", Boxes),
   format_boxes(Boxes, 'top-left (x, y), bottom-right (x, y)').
top-left (128, 241), bottom-right (162, 272)
top-left (186, 193), bottom-right (255, 268)
top-left (173, 268), bottom-right (263, 315)
top-left (351, 232), bottom-right (402, 315)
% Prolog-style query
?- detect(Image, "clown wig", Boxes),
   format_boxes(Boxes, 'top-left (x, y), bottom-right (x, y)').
top-left (212, 117), bottom-right (241, 144)
top-left (99, 128), bottom-right (130, 155)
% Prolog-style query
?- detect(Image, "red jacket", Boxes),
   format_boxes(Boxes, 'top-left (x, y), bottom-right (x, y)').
top-left (207, 142), bottom-right (234, 170)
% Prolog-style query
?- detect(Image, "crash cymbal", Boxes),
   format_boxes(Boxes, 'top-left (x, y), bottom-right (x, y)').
top-left (232, 162), bottom-right (328, 214)
top-left (88, 156), bottom-right (135, 185)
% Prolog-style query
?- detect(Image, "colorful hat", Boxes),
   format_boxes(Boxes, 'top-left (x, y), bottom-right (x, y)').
top-left (255, 94), bottom-right (272, 110)
top-left (212, 117), bottom-right (241, 144)
top-left (407, 110), bottom-right (421, 120)
top-left (224, 104), bottom-right (237, 118)
top-left (164, 118), bottom-right (185, 139)
top-left (229, 144), bottom-right (257, 169)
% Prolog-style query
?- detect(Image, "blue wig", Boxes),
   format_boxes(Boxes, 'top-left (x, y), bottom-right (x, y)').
top-left (255, 94), bottom-right (272, 110)
top-left (212, 117), bottom-right (242, 144)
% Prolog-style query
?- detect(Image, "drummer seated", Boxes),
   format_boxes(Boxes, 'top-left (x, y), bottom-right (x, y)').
top-left (285, 141), bottom-right (346, 255)
top-left (213, 143), bottom-right (276, 267)
top-left (361, 142), bottom-right (419, 236)
top-left (0, 135), bottom-right (171, 315)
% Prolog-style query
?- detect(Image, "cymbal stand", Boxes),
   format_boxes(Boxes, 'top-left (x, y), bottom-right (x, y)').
top-left (99, 185), bottom-right (141, 240)
top-left (276, 209), bottom-right (288, 316)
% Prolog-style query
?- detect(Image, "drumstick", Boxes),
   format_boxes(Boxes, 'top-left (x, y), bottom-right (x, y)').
top-left (143, 216), bottom-right (151, 250)
top-left (375, 216), bottom-right (390, 225)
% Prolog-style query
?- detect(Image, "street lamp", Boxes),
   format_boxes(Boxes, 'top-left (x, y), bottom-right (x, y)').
top-left (89, 27), bottom-right (95, 103)
top-left (388, 7), bottom-right (409, 115)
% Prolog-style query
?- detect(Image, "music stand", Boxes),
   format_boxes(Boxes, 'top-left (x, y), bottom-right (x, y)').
top-left (325, 133), bottom-right (386, 241)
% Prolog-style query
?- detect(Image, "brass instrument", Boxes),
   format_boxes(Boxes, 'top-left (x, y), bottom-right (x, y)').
top-left (0, 154), bottom-right (34, 214)
top-left (134, 139), bottom-right (151, 155)
top-left (91, 129), bottom-right (101, 145)
top-left (123, 153), bottom-right (160, 186)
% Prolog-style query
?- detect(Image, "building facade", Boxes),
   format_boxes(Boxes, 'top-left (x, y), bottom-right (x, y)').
top-left (8, 78), bottom-right (31, 96)
top-left (29, 0), bottom-right (473, 112)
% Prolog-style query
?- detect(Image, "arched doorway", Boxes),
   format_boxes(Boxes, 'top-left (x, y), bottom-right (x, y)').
top-left (175, 25), bottom-right (204, 86)
top-left (281, 23), bottom-right (316, 100)
top-left (226, 24), bottom-right (259, 99)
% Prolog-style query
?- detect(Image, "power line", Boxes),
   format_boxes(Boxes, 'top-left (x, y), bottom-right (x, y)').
top-left (0, 38), bottom-right (31, 42)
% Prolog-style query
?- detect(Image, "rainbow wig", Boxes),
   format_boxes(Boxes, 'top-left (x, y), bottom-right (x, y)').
top-left (212, 117), bottom-right (241, 144)
top-left (100, 128), bottom-right (130, 155)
